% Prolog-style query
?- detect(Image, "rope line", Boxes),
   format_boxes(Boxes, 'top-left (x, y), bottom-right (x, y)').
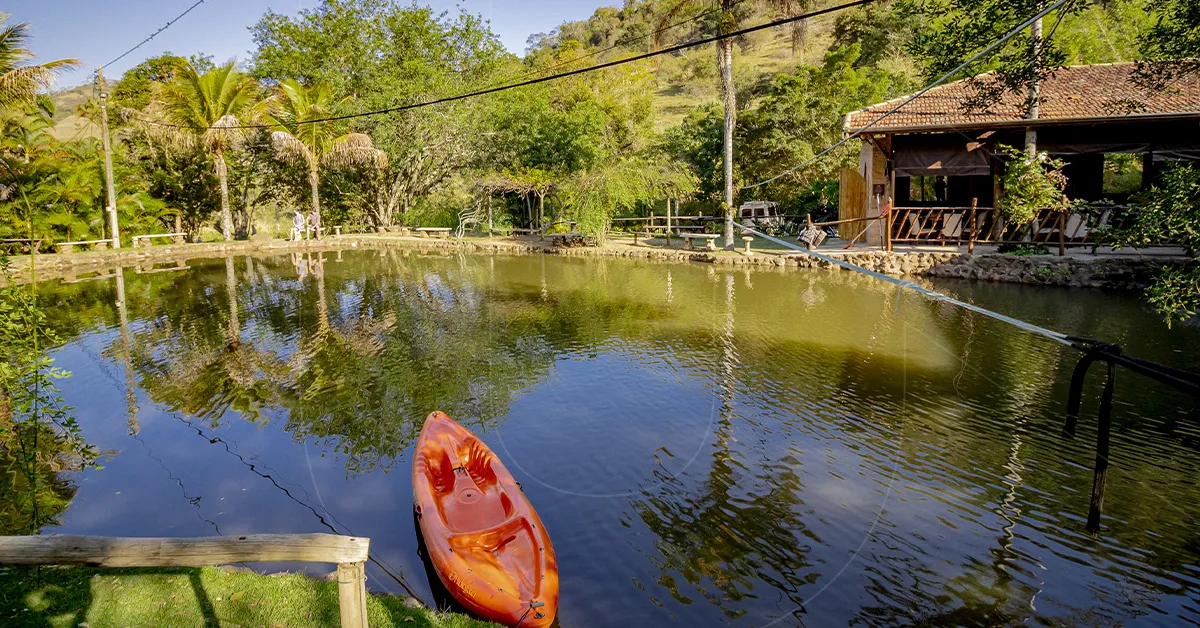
top-left (742, 0), bottom-right (1070, 189)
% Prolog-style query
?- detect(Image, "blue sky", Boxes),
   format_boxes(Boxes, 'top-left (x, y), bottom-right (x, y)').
top-left (5, 0), bottom-right (608, 87)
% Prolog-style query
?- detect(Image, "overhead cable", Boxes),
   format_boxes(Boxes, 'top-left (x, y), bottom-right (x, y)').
top-left (142, 0), bottom-right (879, 131)
top-left (100, 0), bottom-right (207, 70)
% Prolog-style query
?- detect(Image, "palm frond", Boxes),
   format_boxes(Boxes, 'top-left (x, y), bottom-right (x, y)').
top-left (202, 114), bottom-right (246, 152)
top-left (322, 132), bottom-right (388, 170)
top-left (270, 130), bottom-right (315, 168)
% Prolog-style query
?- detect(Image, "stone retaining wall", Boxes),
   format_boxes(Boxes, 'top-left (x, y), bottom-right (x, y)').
top-left (2, 235), bottom-right (1185, 291)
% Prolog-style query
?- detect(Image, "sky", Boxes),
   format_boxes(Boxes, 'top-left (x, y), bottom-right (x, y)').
top-left (5, 0), bottom-right (609, 88)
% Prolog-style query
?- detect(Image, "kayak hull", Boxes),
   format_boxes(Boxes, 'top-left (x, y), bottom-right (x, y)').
top-left (413, 411), bottom-right (558, 627)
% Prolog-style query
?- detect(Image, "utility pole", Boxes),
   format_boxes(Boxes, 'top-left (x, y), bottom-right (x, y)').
top-left (1024, 14), bottom-right (1042, 158)
top-left (718, 0), bottom-right (737, 250)
top-left (97, 66), bottom-right (121, 248)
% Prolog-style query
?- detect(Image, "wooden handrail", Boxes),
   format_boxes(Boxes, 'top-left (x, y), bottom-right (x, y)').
top-left (0, 534), bottom-right (371, 627)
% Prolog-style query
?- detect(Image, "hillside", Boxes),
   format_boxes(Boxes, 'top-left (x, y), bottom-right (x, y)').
top-left (651, 16), bottom-right (853, 130)
top-left (532, 0), bottom-right (905, 132)
top-left (48, 83), bottom-right (99, 141)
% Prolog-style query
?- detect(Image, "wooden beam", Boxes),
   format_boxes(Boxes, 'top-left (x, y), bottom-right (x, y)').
top-left (0, 534), bottom-right (369, 567)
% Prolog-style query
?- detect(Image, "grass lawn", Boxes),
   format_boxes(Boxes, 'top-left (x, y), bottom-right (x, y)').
top-left (0, 565), bottom-right (498, 628)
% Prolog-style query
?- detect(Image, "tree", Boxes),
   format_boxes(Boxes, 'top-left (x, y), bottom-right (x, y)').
top-left (263, 79), bottom-right (386, 229)
top-left (900, 0), bottom-right (1085, 154)
top-left (109, 53), bottom-right (190, 115)
top-left (251, 1), bottom-right (508, 228)
top-left (1101, 164), bottom-right (1200, 324)
top-left (155, 60), bottom-right (259, 240)
top-left (1136, 0), bottom-right (1200, 88)
top-left (718, 0), bottom-right (737, 249)
top-left (737, 45), bottom-right (911, 204)
top-left (0, 15), bottom-right (79, 109)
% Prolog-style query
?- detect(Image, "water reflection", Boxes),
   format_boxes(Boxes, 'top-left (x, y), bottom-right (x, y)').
top-left (28, 251), bottom-right (1200, 626)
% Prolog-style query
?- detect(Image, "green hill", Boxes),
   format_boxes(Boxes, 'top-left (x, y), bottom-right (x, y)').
top-left (48, 83), bottom-right (99, 142)
top-left (532, 1), bottom-right (905, 132)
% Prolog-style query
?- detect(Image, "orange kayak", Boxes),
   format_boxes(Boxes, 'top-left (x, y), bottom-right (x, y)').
top-left (413, 411), bottom-right (559, 627)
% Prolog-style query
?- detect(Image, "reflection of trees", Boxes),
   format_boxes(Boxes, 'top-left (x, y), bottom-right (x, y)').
top-left (125, 258), bottom-right (287, 423)
top-left (0, 420), bottom-right (80, 535)
top-left (27, 252), bottom-right (1200, 623)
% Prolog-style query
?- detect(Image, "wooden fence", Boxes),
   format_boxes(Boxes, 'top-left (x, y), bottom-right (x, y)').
top-left (0, 533), bottom-right (371, 628)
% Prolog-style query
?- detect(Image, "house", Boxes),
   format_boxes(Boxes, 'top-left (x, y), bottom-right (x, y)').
top-left (840, 63), bottom-right (1200, 249)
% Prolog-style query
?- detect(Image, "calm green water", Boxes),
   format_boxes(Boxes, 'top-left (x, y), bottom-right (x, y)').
top-left (20, 249), bottom-right (1200, 626)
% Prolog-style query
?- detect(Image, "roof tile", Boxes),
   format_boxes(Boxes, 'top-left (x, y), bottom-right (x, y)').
top-left (845, 63), bottom-right (1200, 132)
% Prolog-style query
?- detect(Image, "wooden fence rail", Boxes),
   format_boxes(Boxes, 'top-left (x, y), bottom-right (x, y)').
top-left (0, 534), bottom-right (371, 628)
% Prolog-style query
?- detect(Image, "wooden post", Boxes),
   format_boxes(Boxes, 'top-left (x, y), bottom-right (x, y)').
top-left (968, 198), bottom-right (977, 254)
top-left (666, 198), bottom-right (672, 247)
top-left (885, 210), bottom-right (893, 252)
top-left (338, 561), bottom-right (369, 628)
top-left (1058, 209), bottom-right (1066, 257)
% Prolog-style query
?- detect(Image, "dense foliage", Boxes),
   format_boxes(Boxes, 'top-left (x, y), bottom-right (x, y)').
top-left (1102, 164), bottom-right (1200, 323)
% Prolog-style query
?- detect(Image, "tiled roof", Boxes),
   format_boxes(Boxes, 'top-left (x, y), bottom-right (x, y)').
top-left (844, 63), bottom-right (1200, 133)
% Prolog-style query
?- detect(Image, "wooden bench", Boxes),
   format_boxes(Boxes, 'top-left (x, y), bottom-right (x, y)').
top-left (55, 239), bottom-right (110, 254)
top-left (0, 533), bottom-right (371, 628)
top-left (131, 233), bottom-right (186, 247)
top-left (683, 233), bottom-right (720, 251)
top-left (548, 232), bottom-right (585, 246)
top-left (0, 238), bottom-right (42, 254)
top-left (416, 227), bottom-right (452, 239)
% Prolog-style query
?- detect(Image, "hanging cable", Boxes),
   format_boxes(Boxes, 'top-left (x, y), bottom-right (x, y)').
top-left (138, 0), bottom-right (879, 131)
top-left (100, 0), bottom-right (206, 70)
top-left (741, 0), bottom-right (1070, 189)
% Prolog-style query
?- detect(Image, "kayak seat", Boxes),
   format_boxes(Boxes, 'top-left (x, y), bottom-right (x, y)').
top-left (422, 433), bottom-right (515, 533)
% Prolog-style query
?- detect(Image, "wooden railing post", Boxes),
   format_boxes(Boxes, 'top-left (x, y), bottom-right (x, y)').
top-left (885, 208), bottom-right (893, 252)
top-left (969, 198), bottom-right (977, 254)
top-left (1058, 210), bottom-right (1066, 257)
top-left (338, 561), bottom-right (369, 628)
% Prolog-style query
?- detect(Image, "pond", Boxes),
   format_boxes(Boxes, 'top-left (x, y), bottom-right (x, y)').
top-left (21, 249), bottom-right (1200, 626)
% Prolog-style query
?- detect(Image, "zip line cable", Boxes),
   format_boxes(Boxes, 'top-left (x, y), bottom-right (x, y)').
top-left (737, 223), bottom-right (1074, 345)
top-left (742, 0), bottom-right (1070, 189)
top-left (140, 0), bottom-right (879, 131)
top-left (99, 0), bottom-right (207, 70)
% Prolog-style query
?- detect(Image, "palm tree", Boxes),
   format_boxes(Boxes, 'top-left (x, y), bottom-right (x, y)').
top-left (263, 79), bottom-right (386, 231)
top-left (156, 61), bottom-right (258, 240)
top-left (0, 16), bottom-right (80, 108)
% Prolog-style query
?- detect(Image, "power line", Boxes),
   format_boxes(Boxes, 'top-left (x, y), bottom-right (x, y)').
top-left (509, 0), bottom-right (743, 85)
top-left (741, 0), bottom-right (1070, 189)
top-left (143, 0), bottom-right (879, 131)
top-left (100, 0), bottom-right (206, 70)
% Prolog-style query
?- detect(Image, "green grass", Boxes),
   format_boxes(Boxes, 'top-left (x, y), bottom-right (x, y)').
top-left (0, 565), bottom-right (498, 628)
